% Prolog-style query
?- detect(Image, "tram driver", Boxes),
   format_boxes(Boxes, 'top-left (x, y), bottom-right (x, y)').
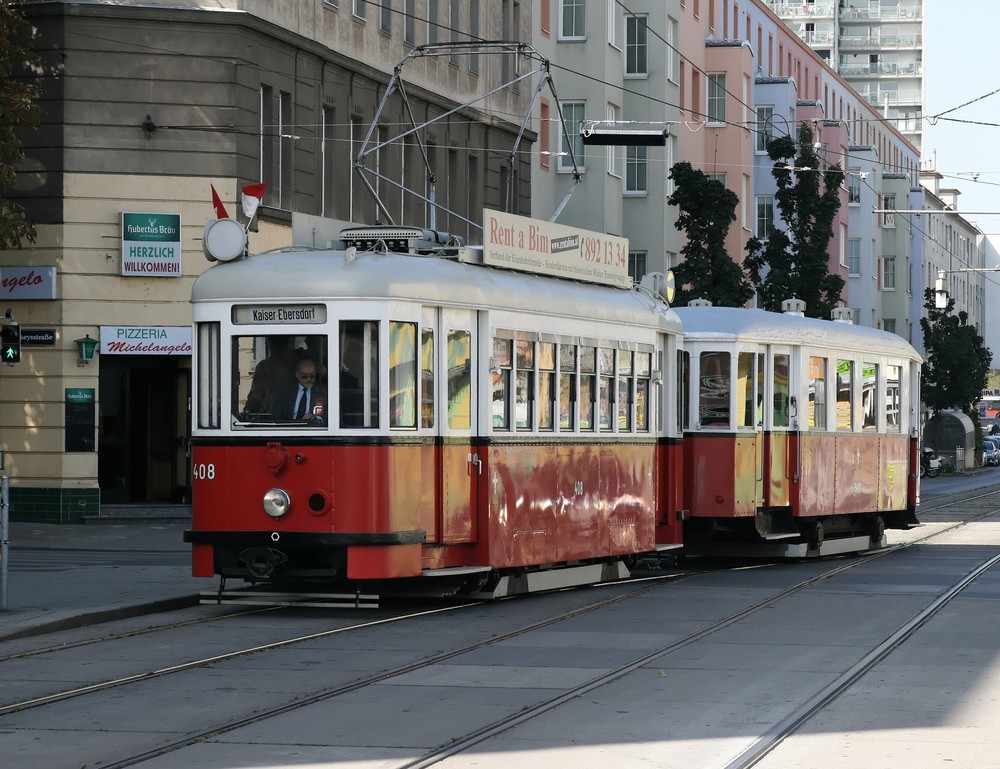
top-left (273, 358), bottom-right (327, 422)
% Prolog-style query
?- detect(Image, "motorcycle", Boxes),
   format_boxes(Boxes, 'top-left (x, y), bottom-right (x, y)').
top-left (920, 446), bottom-right (941, 478)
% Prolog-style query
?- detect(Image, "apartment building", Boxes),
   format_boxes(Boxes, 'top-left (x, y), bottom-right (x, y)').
top-left (1, 0), bottom-right (532, 522)
top-left (760, 0), bottom-right (924, 153)
top-left (529, 0), bottom-right (683, 281)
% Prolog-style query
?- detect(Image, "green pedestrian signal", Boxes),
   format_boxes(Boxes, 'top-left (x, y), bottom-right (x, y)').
top-left (1, 324), bottom-right (21, 364)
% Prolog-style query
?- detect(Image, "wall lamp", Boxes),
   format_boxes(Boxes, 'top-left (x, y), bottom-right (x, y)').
top-left (75, 335), bottom-right (99, 366)
top-left (141, 115), bottom-right (157, 139)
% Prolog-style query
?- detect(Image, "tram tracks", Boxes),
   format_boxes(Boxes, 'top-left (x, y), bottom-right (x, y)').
top-left (4, 503), bottom-right (1000, 769)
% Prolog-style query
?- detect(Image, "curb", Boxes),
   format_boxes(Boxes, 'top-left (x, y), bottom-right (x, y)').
top-left (0, 595), bottom-right (201, 643)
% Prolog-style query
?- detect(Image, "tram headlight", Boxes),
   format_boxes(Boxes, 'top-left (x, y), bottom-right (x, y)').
top-left (263, 488), bottom-right (292, 518)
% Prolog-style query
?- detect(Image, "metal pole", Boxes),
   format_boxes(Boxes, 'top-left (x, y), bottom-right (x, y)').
top-left (1, 471), bottom-right (9, 612)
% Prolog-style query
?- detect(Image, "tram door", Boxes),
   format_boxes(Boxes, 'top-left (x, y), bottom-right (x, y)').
top-left (438, 309), bottom-right (479, 543)
top-left (765, 346), bottom-right (794, 507)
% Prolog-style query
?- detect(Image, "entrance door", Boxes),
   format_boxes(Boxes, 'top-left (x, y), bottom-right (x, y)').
top-left (439, 309), bottom-right (479, 543)
top-left (98, 357), bottom-right (191, 505)
top-left (765, 346), bottom-right (793, 508)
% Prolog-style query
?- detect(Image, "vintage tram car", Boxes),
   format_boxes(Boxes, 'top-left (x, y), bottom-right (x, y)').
top-left (185, 226), bottom-right (686, 597)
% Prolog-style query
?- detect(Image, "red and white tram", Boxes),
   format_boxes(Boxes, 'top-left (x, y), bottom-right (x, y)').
top-left (676, 303), bottom-right (922, 556)
top-left (184, 227), bottom-right (686, 597)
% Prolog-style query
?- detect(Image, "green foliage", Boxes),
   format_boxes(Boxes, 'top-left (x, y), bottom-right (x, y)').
top-left (0, 0), bottom-right (43, 249)
top-left (920, 288), bottom-right (992, 413)
top-left (744, 122), bottom-right (845, 318)
top-left (667, 161), bottom-right (753, 307)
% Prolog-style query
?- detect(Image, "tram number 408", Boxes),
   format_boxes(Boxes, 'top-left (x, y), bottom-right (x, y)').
top-left (192, 463), bottom-right (217, 480)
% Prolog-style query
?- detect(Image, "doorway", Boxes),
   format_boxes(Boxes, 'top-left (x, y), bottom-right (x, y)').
top-left (98, 356), bottom-right (191, 505)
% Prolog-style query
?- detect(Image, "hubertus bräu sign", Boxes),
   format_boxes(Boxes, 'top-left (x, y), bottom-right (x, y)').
top-left (482, 209), bottom-right (630, 288)
top-left (120, 212), bottom-right (182, 277)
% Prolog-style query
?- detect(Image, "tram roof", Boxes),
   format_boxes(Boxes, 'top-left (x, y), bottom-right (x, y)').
top-left (675, 306), bottom-right (922, 362)
top-left (193, 247), bottom-right (683, 333)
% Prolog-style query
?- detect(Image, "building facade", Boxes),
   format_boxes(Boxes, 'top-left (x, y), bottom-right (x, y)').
top-left (2, 0), bottom-right (532, 521)
top-left (760, 0), bottom-right (924, 153)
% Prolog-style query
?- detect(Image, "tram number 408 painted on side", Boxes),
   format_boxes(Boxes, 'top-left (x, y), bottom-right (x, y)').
top-left (192, 463), bottom-right (217, 480)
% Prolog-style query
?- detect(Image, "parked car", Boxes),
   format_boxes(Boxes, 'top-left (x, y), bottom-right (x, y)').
top-left (982, 437), bottom-right (1000, 467)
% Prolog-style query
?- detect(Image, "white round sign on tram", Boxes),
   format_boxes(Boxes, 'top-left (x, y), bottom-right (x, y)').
top-left (203, 218), bottom-right (247, 262)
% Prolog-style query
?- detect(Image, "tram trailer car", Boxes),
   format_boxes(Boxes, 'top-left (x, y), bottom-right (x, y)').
top-left (675, 304), bottom-right (922, 558)
top-left (184, 227), bottom-right (686, 598)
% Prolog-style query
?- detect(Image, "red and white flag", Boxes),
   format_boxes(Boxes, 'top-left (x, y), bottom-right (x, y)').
top-left (241, 182), bottom-right (269, 220)
top-left (210, 184), bottom-right (230, 219)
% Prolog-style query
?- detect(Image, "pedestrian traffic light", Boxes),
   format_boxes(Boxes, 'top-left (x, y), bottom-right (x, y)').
top-left (1, 324), bottom-right (21, 364)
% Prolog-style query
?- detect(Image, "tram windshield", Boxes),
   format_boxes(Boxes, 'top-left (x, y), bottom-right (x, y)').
top-left (229, 324), bottom-right (381, 428)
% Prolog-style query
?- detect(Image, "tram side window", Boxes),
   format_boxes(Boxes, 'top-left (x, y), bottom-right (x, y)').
top-left (559, 343), bottom-right (576, 430)
top-left (699, 351), bottom-right (730, 427)
top-left (515, 340), bottom-right (535, 430)
top-left (885, 364), bottom-right (901, 432)
top-left (389, 322), bottom-right (417, 429)
top-left (448, 329), bottom-right (472, 429)
top-left (538, 342), bottom-right (556, 430)
top-left (809, 356), bottom-right (827, 430)
top-left (772, 353), bottom-right (790, 428)
top-left (197, 322), bottom-right (221, 429)
top-left (579, 345), bottom-right (596, 431)
top-left (598, 347), bottom-right (615, 431)
top-left (636, 351), bottom-right (651, 432)
top-left (836, 359), bottom-right (854, 431)
top-left (862, 363), bottom-right (878, 430)
top-left (492, 337), bottom-right (512, 430)
top-left (421, 328), bottom-right (435, 428)
top-left (341, 321), bottom-right (379, 428)
top-left (736, 352), bottom-right (756, 428)
top-left (618, 350), bottom-right (633, 431)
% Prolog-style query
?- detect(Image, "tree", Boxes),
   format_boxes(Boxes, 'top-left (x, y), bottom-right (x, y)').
top-left (920, 287), bottom-right (991, 414)
top-left (0, 0), bottom-right (43, 249)
top-left (667, 161), bottom-right (752, 307)
top-left (745, 122), bottom-right (845, 318)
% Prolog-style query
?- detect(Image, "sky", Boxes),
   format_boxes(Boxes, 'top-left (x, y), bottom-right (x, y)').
top-left (923, 0), bottom-right (1000, 235)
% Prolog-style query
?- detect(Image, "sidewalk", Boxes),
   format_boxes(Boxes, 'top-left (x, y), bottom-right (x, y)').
top-left (0, 520), bottom-right (211, 642)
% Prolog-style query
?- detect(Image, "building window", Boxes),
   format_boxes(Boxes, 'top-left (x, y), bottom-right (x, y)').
top-left (404, 0), bottom-right (415, 43)
top-left (625, 15), bottom-right (647, 76)
top-left (629, 250), bottom-right (647, 284)
top-left (756, 105), bottom-right (774, 152)
top-left (449, 0), bottom-right (460, 63)
top-left (428, 0), bottom-right (438, 44)
top-left (848, 167), bottom-right (861, 204)
top-left (380, 0), bottom-right (392, 33)
top-left (353, 0), bottom-right (366, 20)
top-left (607, 0), bottom-right (617, 46)
top-left (707, 73), bottom-right (726, 124)
top-left (625, 146), bottom-right (647, 193)
top-left (560, 0), bottom-right (585, 39)
top-left (848, 238), bottom-right (860, 275)
top-left (882, 193), bottom-right (896, 228)
top-left (883, 255), bottom-right (896, 290)
top-left (470, 0), bottom-right (480, 73)
top-left (559, 101), bottom-right (585, 171)
top-left (666, 17), bottom-right (678, 82)
top-left (755, 195), bottom-right (774, 240)
top-left (883, 319), bottom-right (896, 334)
top-left (607, 104), bottom-right (620, 177)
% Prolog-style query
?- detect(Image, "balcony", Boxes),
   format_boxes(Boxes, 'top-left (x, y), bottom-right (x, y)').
top-left (840, 5), bottom-right (923, 23)
top-left (839, 33), bottom-right (922, 51)
top-left (765, 1), bottom-right (836, 20)
top-left (838, 61), bottom-right (923, 79)
top-left (852, 88), bottom-right (923, 108)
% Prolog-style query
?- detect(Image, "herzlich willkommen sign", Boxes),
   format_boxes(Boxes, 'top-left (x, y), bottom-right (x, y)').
top-left (121, 212), bottom-right (182, 277)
